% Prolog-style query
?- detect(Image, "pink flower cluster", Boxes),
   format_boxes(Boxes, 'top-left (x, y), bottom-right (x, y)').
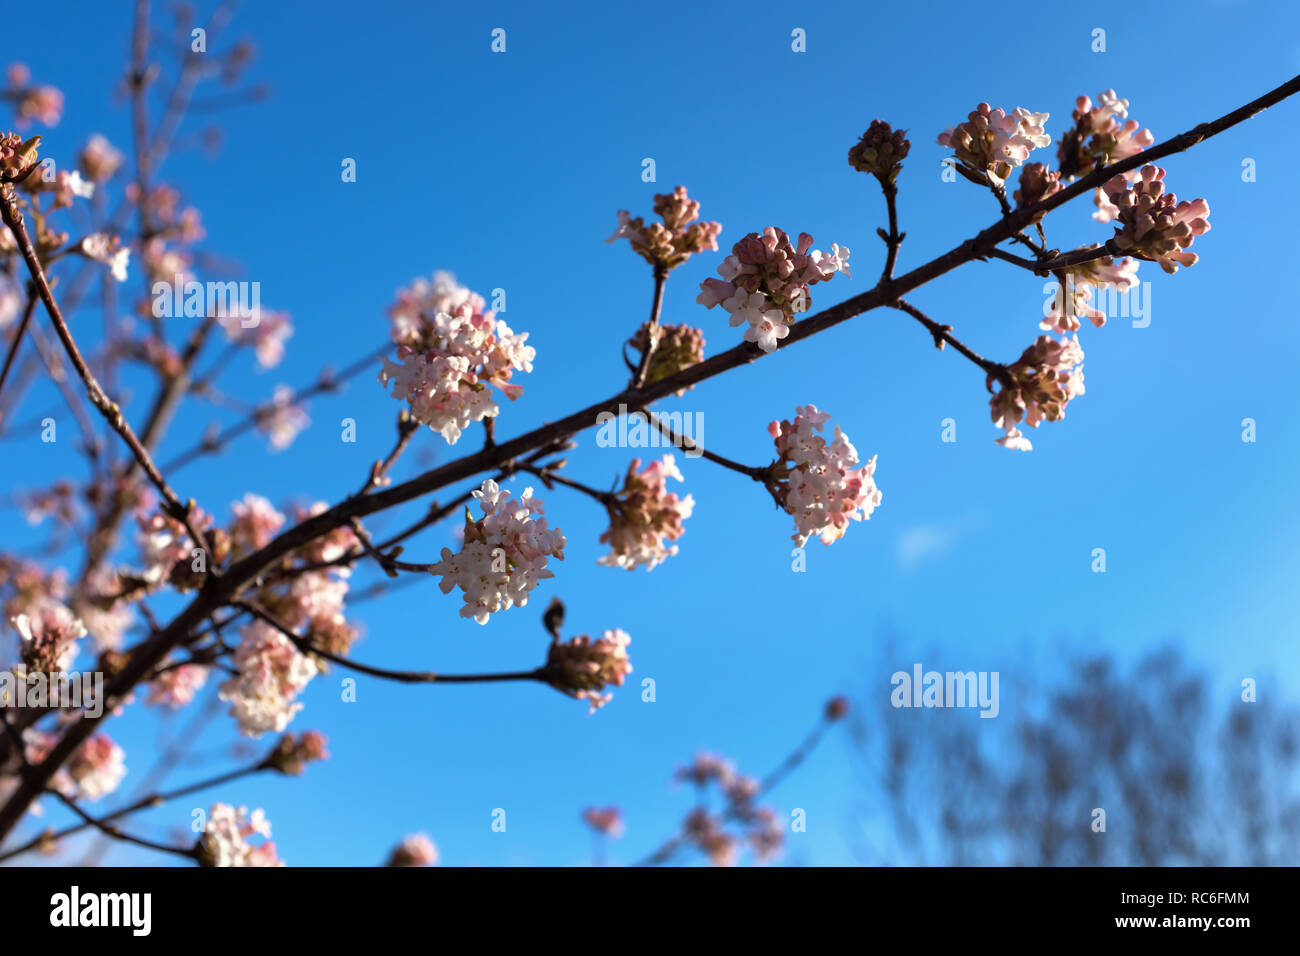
top-left (628, 321), bottom-right (705, 394)
top-left (198, 803), bottom-right (283, 867)
top-left (146, 660), bottom-right (209, 709)
top-left (220, 310), bottom-right (292, 369)
top-left (848, 120), bottom-right (911, 182)
top-left (598, 455), bottom-right (694, 571)
top-left (292, 501), bottom-right (361, 566)
top-left (1058, 90), bottom-right (1154, 180)
top-left (674, 752), bottom-right (784, 865)
top-left (1103, 166), bottom-right (1211, 274)
top-left (74, 567), bottom-right (136, 651)
top-left (380, 272), bottom-right (534, 444)
top-left (544, 628), bottom-right (632, 713)
top-left (77, 233), bottom-right (130, 282)
top-left (238, 502), bottom-right (360, 659)
top-left (258, 385), bottom-right (310, 451)
top-left (430, 480), bottom-right (565, 625)
top-left (78, 133), bottom-right (124, 183)
top-left (22, 729), bottom-right (127, 803)
top-left (0, 130), bottom-right (40, 181)
top-left (698, 228), bottom-right (850, 352)
top-left (10, 597), bottom-right (85, 673)
top-left (1042, 251), bottom-right (1140, 334)
top-left (218, 620), bottom-right (319, 737)
top-left (675, 751), bottom-right (737, 787)
top-left (581, 806), bottom-right (625, 838)
top-left (137, 505), bottom-right (216, 591)
top-left (605, 185), bottom-right (722, 270)
top-left (20, 165), bottom-right (94, 209)
top-left (229, 493), bottom-right (286, 557)
top-left (140, 236), bottom-right (192, 286)
top-left (266, 730), bottom-right (330, 775)
top-left (1013, 162), bottom-right (1062, 214)
top-left (768, 406), bottom-right (882, 547)
top-left (62, 734), bottom-right (127, 801)
top-left (990, 335), bottom-right (1086, 451)
top-left (386, 833), bottom-right (439, 867)
top-left (6, 63), bottom-right (63, 127)
top-left (937, 104), bottom-right (1051, 183)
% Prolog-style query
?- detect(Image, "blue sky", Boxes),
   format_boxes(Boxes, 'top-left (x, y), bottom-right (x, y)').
top-left (4, 0), bottom-right (1300, 866)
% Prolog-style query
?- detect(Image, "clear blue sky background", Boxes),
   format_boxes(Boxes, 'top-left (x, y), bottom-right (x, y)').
top-left (5, 0), bottom-right (1300, 866)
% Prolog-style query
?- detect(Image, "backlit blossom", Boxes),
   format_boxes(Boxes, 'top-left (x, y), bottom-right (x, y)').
top-left (1042, 250), bottom-right (1140, 333)
top-left (287, 570), bottom-right (348, 624)
top-left (77, 233), bottom-right (130, 282)
top-left (727, 289), bottom-right (789, 352)
top-left (676, 752), bottom-right (736, 787)
top-left (141, 238), bottom-right (193, 286)
top-left (0, 275), bottom-right (19, 328)
top-left (673, 752), bottom-right (785, 865)
top-left (684, 809), bottom-right (738, 866)
top-left (598, 455), bottom-right (694, 571)
top-left (937, 104), bottom-right (1050, 183)
top-left (724, 774), bottom-right (761, 806)
top-left (137, 505), bottom-right (216, 590)
top-left (768, 406), bottom-right (882, 546)
top-left (606, 185), bottom-right (721, 270)
top-left (748, 806), bottom-right (784, 862)
top-left (698, 228), bottom-right (850, 353)
top-left (291, 502), bottom-right (360, 566)
top-left (229, 493), bottom-right (286, 556)
top-left (247, 526), bottom-right (357, 657)
top-left (0, 559), bottom-right (69, 619)
top-left (198, 803), bottom-right (284, 867)
top-left (62, 734), bottom-right (126, 801)
top-left (220, 310), bottom-right (292, 369)
top-left (429, 480), bottom-right (565, 624)
top-left (218, 620), bottom-right (319, 737)
top-left (1104, 165), bottom-right (1210, 273)
top-left (1092, 186), bottom-right (1123, 224)
top-left (266, 730), bottom-right (329, 775)
top-left (544, 629), bottom-right (632, 713)
top-left (146, 660), bottom-right (209, 709)
top-left (385, 833), bottom-right (438, 867)
top-left (582, 806), bottom-right (625, 838)
top-left (72, 567), bottom-right (135, 651)
top-left (11, 598), bottom-right (85, 672)
top-left (22, 168), bottom-right (93, 209)
top-left (380, 273), bottom-right (534, 444)
top-left (989, 334), bottom-right (1085, 451)
top-left (1058, 90), bottom-right (1154, 180)
top-left (6, 63), bottom-right (63, 127)
top-left (79, 134), bottom-right (124, 182)
top-left (258, 385), bottom-right (309, 451)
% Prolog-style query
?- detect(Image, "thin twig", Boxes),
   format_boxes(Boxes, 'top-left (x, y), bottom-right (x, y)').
top-left (890, 299), bottom-right (1011, 388)
top-left (235, 600), bottom-right (546, 686)
top-left (0, 189), bottom-right (212, 561)
top-left (0, 291), bottom-right (37, 404)
top-left (631, 264), bottom-right (669, 389)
